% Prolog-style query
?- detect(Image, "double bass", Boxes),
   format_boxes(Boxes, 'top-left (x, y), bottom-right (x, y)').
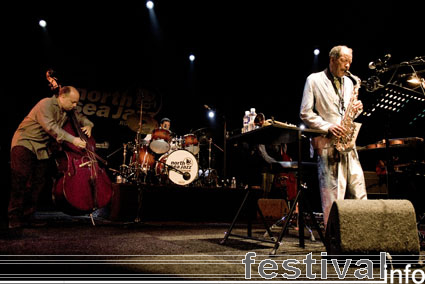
top-left (47, 70), bottom-right (112, 215)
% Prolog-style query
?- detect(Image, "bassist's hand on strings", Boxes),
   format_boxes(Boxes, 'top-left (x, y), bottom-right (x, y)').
top-left (72, 137), bottom-right (87, 149)
top-left (81, 125), bottom-right (92, 138)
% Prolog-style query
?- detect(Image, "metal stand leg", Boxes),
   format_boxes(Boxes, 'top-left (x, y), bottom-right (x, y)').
top-left (220, 187), bottom-right (275, 245)
top-left (89, 213), bottom-right (96, 226)
top-left (270, 182), bottom-right (325, 255)
top-left (134, 184), bottom-right (144, 223)
top-left (264, 201), bottom-right (314, 241)
top-left (417, 213), bottom-right (425, 249)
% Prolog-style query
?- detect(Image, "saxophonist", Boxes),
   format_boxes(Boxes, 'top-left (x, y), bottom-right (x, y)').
top-left (300, 45), bottom-right (367, 228)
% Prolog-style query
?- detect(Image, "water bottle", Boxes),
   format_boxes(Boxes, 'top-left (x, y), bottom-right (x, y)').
top-left (248, 108), bottom-right (257, 131)
top-left (242, 111), bottom-right (250, 133)
top-left (231, 177), bottom-right (237, 188)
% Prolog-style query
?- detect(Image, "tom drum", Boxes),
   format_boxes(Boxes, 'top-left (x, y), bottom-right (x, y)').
top-left (182, 134), bottom-right (200, 155)
top-left (149, 128), bottom-right (171, 154)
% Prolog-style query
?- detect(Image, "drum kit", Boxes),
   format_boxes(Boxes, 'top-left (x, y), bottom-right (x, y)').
top-left (111, 115), bottom-right (219, 187)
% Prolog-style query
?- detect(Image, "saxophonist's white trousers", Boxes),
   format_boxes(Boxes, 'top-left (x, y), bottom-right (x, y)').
top-left (317, 147), bottom-right (367, 228)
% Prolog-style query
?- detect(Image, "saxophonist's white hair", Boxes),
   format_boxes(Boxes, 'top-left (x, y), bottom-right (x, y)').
top-left (329, 45), bottom-right (353, 59)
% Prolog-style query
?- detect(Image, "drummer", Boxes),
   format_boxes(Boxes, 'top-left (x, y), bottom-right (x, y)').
top-left (144, 117), bottom-right (171, 142)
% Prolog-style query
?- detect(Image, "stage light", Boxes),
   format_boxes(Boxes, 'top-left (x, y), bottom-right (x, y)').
top-left (407, 75), bottom-right (421, 85)
top-left (146, 1), bottom-right (154, 9)
top-left (208, 110), bottom-right (215, 119)
top-left (299, 124), bottom-right (305, 130)
top-left (39, 19), bottom-right (47, 28)
top-left (314, 49), bottom-right (320, 56)
top-left (189, 54), bottom-right (195, 62)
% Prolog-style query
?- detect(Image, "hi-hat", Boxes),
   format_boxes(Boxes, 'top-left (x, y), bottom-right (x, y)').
top-left (127, 114), bottom-right (158, 134)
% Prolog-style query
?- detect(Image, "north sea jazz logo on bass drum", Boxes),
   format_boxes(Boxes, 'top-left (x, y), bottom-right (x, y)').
top-left (166, 150), bottom-right (198, 185)
top-left (170, 157), bottom-right (193, 170)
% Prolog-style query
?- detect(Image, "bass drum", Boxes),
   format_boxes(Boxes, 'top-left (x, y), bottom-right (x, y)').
top-left (155, 150), bottom-right (198, 185)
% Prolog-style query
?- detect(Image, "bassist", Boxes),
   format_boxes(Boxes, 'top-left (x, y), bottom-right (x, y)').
top-left (6, 86), bottom-right (93, 237)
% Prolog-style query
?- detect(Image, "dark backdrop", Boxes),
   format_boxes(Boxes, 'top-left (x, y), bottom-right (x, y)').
top-left (1, 2), bottom-right (425, 212)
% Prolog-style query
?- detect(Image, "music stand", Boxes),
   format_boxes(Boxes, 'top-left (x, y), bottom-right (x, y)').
top-left (359, 83), bottom-right (425, 129)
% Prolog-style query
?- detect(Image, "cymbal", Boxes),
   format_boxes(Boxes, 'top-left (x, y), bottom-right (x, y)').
top-left (127, 114), bottom-right (158, 134)
top-left (193, 127), bottom-right (213, 136)
top-left (193, 127), bottom-right (213, 145)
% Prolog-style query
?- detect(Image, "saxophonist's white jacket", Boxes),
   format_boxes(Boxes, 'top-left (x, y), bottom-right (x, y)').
top-left (300, 69), bottom-right (367, 227)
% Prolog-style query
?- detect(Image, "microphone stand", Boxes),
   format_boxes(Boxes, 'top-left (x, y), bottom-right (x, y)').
top-left (374, 56), bottom-right (425, 74)
top-left (223, 117), bottom-right (227, 179)
top-left (204, 104), bottom-right (228, 180)
top-left (155, 159), bottom-right (191, 180)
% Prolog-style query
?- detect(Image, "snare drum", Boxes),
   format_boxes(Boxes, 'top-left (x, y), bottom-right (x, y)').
top-left (182, 134), bottom-right (200, 155)
top-left (149, 128), bottom-right (171, 154)
top-left (155, 150), bottom-right (198, 185)
top-left (169, 136), bottom-right (182, 152)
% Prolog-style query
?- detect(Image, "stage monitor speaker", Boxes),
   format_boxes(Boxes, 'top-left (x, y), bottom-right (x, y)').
top-left (326, 199), bottom-right (420, 260)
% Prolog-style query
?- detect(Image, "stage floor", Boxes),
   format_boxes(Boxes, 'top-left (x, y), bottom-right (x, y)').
top-left (0, 211), bottom-right (425, 282)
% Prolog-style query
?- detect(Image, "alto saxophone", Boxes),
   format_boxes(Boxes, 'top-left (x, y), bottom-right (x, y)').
top-left (334, 71), bottom-right (363, 152)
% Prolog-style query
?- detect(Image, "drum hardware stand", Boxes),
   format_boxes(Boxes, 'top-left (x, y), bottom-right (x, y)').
top-left (106, 145), bottom-right (125, 159)
top-left (117, 143), bottom-right (130, 182)
top-left (208, 138), bottom-right (212, 173)
top-left (201, 138), bottom-right (223, 186)
top-left (206, 138), bottom-right (214, 185)
top-left (106, 144), bottom-right (129, 181)
top-left (134, 96), bottom-right (147, 223)
top-left (134, 178), bottom-right (145, 223)
top-left (133, 137), bottom-right (149, 223)
top-left (122, 143), bottom-right (128, 167)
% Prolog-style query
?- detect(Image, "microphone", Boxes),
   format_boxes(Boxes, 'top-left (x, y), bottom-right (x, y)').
top-left (368, 54), bottom-right (391, 70)
top-left (363, 75), bottom-right (382, 92)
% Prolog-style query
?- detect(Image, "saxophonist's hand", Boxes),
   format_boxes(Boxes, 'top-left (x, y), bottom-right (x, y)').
top-left (329, 124), bottom-right (346, 138)
top-left (353, 100), bottom-right (363, 113)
